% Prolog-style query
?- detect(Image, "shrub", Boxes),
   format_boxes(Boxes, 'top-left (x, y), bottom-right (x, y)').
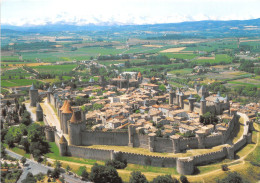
top-left (105, 152), bottom-right (127, 169)
top-left (180, 175), bottom-right (189, 183)
top-left (217, 171), bottom-right (249, 183)
top-left (89, 163), bottom-right (122, 183)
top-left (152, 175), bottom-right (179, 183)
top-left (221, 164), bottom-right (229, 171)
top-left (129, 171), bottom-right (148, 183)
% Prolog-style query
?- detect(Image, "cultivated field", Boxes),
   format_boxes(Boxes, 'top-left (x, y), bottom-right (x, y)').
top-left (32, 64), bottom-right (78, 74)
top-left (160, 47), bottom-right (186, 53)
top-left (143, 45), bottom-right (163, 48)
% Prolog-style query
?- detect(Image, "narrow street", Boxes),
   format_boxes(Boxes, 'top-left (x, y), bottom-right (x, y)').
top-left (41, 98), bottom-right (62, 133)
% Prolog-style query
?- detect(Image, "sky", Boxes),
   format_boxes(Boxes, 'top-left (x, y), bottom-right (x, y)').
top-left (2, 0), bottom-right (260, 26)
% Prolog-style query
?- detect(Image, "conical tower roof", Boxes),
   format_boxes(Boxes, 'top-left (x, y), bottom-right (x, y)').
top-left (60, 100), bottom-right (68, 111)
top-left (225, 95), bottom-right (229, 101)
top-left (70, 110), bottom-right (82, 124)
top-left (70, 112), bottom-right (77, 123)
top-left (30, 83), bottom-right (36, 90)
top-left (36, 103), bottom-right (43, 111)
top-left (59, 135), bottom-right (67, 144)
top-left (217, 91), bottom-right (221, 97)
top-left (63, 101), bottom-right (72, 113)
top-left (47, 87), bottom-right (52, 92)
top-left (188, 94), bottom-right (195, 99)
top-left (200, 95), bottom-right (206, 102)
top-left (137, 72), bottom-right (142, 78)
top-left (215, 97), bottom-right (220, 103)
top-left (151, 76), bottom-right (155, 81)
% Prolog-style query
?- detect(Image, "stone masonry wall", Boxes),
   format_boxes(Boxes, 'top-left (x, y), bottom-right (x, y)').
top-left (234, 137), bottom-right (247, 152)
top-left (204, 134), bottom-right (222, 148)
top-left (81, 131), bottom-right (129, 146)
top-left (154, 137), bottom-right (173, 153)
top-left (133, 134), bottom-right (149, 149)
top-left (179, 137), bottom-right (198, 150)
top-left (121, 152), bottom-right (177, 167)
top-left (193, 148), bottom-right (227, 165)
top-left (68, 146), bottom-right (113, 161)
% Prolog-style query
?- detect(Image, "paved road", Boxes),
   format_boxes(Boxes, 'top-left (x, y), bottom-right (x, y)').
top-left (5, 149), bottom-right (88, 183)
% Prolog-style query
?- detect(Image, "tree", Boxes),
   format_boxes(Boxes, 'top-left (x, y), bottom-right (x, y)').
top-left (159, 84), bottom-right (166, 92)
top-left (2, 108), bottom-right (6, 117)
top-left (43, 156), bottom-right (47, 165)
top-left (89, 163), bottom-right (122, 183)
top-left (125, 60), bottom-right (131, 68)
top-left (20, 138), bottom-right (30, 153)
top-left (180, 175), bottom-right (189, 183)
top-left (27, 123), bottom-right (50, 158)
top-left (66, 165), bottom-right (71, 173)
top-left (20, 157), bottom-right (27, 165)
top-left (5, 126), bottom-right (23, 147)
top-left (129, 171), bottom-right (148, 183)
top-left (217, 171), bottom-right (249, 183)
top-left (77, 166), bottom-right (88, 178)
top-left (221, 164), bottom-right (228, 171)
top-left (51, 168), bottom-right (60, 179)
top-left (109, 152), bottom-right (127, 169)
top-left (54, 160), bottom-right (62, 169)
top-left (60, 176), bottom-right (65, 183)
top-left (19, 124), bottom-right (28, 135)
top-left (81, 169), bottom-right (89, 180)
top-left (1, 146), bottom-right (6, 158)
top-left (22, 172), bottom-right (36, 183)
top-left (35, 173), bottom-right (45, 181)
top-left (93, 103), bottom-right (104, 110)
top-left (152, 175), bottom-right (179, 183)
top-left (47, 169), bottom-right (52, 177)
top-left (200, 112), bottom-right (218, 125)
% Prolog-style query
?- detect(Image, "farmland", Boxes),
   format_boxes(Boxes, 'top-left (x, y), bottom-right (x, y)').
top-left (32, 64), bottom-right (78, 74)
top-left (192, 54), bottom-right (232, 65)
top-left (1, 79), bottom-right (43, 87)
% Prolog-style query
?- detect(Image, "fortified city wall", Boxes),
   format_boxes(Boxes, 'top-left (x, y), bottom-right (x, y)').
top-left (43, 93), bottom-right (253, 175)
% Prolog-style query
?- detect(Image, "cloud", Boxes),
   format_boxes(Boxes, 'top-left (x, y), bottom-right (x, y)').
top-left (2, 0), bottom-right (260, 26)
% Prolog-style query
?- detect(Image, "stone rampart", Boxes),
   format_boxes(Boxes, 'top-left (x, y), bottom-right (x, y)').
top-left (193, 148), bottom-right (227, 165)
top-left (223, 114), bottom-right (237, 142)
top-left (133, 134), bottom-right (149, 149)
top-left (54, 131), bottom-right (61, 147)
top-left (81, 131), bottom-right (129, 146)
top-left (233, 137), bottom-right (247, 152)
top-left (120, 152), bottom-right (177, 167)
top-left (154, 137), bottom-right (173, 153)
top-left (204, 134), bottom-right (222, 147)
top-left (68, 145), bottom-right (113, 161)
top-left (179, 137), bottom-right (198, 150)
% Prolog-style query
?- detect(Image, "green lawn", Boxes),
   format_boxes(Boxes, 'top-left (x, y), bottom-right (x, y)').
top-left (192, 54), bottom-right (232, 65)
top-left (168, 68), bottom-right (193, 75)
top-left (3, 143), bottom-right (30, 158)
top-left (1, 79), bottom-right (43, 87)
top-left (227, 81), bottom-right (260, 88)
top-left (1, 67), bottom-right (33, 80)
top-left (161, 53), bottom-right (198, 60)
top-left (32, 64), bottom-right (78, 74)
